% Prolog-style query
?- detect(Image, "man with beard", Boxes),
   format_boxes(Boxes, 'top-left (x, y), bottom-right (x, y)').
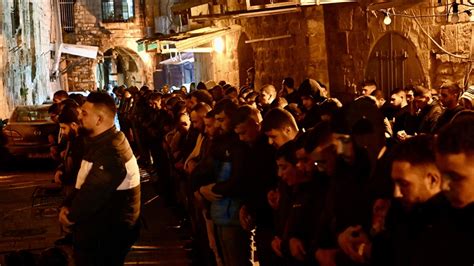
top-left (337, 135), bottom-right (448, 266)
top-left (59, 92), bottom-right (141, 266)
top-left (54, 104), bottom-right (84, 246)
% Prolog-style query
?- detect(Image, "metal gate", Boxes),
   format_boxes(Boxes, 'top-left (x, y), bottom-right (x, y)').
top-left (365, 32), bottom-right (425, 98)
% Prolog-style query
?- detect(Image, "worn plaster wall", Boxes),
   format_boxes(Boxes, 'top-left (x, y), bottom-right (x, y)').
top-left (194, 6), bottom-right (329, 91)
top-left (240, 6), bottom-right (329, 90)
top-left (324, 1), bottom-right (474, 102)
top-left (0, 0), bottom-right (52, 118)
top-left (66, 0), bottom-right (154, 91)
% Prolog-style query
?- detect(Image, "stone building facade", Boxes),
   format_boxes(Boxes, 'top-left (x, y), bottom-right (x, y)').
top-left (190, 5), bottom-right (329, 92)
top-left (65, 0), bottom-right (155, 91)
top-left (188, 0), bottom-right (472, 99)
top-left (0, 0), bottom-right (53, 118)
top-left (324, 0), bottom-right (474, 102)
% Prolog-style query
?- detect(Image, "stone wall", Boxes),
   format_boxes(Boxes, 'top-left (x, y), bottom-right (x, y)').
top-left (66, 0), bottom-right (155, 91)
top-left (193, 5), bottom-right (329, 91)
top-left (324, 1), bottom-right (474, 102)
top-left (0, 0), bottom-right (53, 118)
top-left (239, 6), bottom-right (329, 91)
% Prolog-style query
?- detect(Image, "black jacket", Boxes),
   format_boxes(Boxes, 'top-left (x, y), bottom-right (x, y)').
top-left (66, 127), bottom-right (141, 244)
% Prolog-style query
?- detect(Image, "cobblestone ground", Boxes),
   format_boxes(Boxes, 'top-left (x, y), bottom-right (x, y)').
top-left (0, 163), bottom-right (191, 265)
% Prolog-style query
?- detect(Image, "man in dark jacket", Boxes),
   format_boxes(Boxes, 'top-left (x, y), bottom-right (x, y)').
top-left (338, 135), bottom-right (446, 266)
top-left (59, 92), bottom-right (141, 266)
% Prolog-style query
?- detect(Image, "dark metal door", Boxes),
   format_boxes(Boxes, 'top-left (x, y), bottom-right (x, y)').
top-left (365, 32), bottom-right (425, 98)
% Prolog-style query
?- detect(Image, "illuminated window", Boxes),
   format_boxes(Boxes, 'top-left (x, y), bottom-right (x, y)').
top-left (101, 0), bottom-right (135, 22)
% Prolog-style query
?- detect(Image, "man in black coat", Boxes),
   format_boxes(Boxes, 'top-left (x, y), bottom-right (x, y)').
top-left (59, 92), bottom-right (141, 266)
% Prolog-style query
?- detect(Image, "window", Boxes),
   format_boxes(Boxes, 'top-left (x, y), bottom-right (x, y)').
top-left (101, 0), bottom-right (135, 22)
top-left (60, 0), bottom-right (75, 32)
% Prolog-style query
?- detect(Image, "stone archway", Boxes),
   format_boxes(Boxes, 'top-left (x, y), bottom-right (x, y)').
top-left (237, 33), bottom-right (255, 87)
top-left (101, 47), bottom-right (146, 88)
top-left (365, 32), bottom-right (425, 97)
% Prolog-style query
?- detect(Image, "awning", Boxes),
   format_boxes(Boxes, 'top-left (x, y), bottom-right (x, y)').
top-left (171, 0), bottom-right (212, 13)
top-left (158, 25), bottom-right (241, 54)
top-left (159, 53), bottom-right (195, 65)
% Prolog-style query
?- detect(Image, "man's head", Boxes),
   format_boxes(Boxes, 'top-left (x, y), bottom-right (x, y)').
top-left (260, 85), bottom-right (277, 105)
top-left (80, 92), bottom-right (117, 137)
top-left (391, 135), bottom-right (442, 209)
top-left (436, 115), bottom-right (474, 209)
top-left (53, 90), bottom-right (69, 104)
top-left (275, 141), bottom-right (300, 186)
top-left (299, 79), bottom-right (322, 110)
top-left (413, 85), bottom-right (432, 110)
top-left (58, 106), bottom-right (81, 141)
top-left (282, 77), bottom-right (294, 92)
top-left (148, 92), bottom-right (163, 110)
top-left (190, 102), bottom-right (212, 132)
top-left (390, 88), bottom-right (407, 108)
top-left (213, 98), bottom-right (238, 134)
top-left (439, 82), bottom-right (461, 109)
top-left (294, 133), bottom-right (314, 178)
top-left (262, 108), bottom-right (299, 148)
top-left (361, 80), bottom-right (377, 96)
top-left (204, 113), bottom-right (219, 138)
top-left (460, 86), bottom-right (474, 110)
top-left (232, 105), bottom-right (262, 144)
top-left (190, 90), bottom-right (214, 109)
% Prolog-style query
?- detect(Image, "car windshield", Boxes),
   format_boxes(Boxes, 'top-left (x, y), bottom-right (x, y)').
top-left (12, 106), bottom-right (52, 122)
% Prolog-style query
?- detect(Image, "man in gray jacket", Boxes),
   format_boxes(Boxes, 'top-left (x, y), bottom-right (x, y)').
top-left (59, 92), bottom-right (141, 266)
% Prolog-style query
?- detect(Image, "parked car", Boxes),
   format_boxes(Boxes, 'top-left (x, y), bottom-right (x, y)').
top-left (1, 104), bottom-right (58, 159)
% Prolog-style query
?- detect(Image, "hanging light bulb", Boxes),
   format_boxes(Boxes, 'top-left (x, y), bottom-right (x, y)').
top-left (383, 11), bottom-right (392, 25)
top-left (451, 2), bottom-right (459, 23)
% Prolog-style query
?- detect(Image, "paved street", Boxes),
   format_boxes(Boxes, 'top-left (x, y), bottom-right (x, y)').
top-left (0, 160), bottom-right (192, 265)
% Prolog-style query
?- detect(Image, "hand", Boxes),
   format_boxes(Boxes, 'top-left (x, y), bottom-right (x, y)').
top-left (58, 207), bottom-right (74, 230)
top-left (396, 130), bottom-right (410, 141)
top-left (337, 225), bottom-right (370, 264)
top-left (54, 170), bottom-right (63, 184)
top-left (199, 183), bottom-right (222, 201)
top-left (271, 236), bottom-right (283, 257)
top-left (239, 205), bottom-right (254, 231)
top-left (267, 189), bottom-right (280, 210)
top-left (289, 238), bottom-right (306, 261)
top-left (315, 249), bottom-right (338, 266)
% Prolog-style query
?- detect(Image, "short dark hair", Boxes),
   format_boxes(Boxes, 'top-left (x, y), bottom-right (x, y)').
top-left (440, 82), bottom-right (462, 96)
top-left (390, 88), bottom-right (405, 96)
top-left (262, 108), bottom-right (298, 133)
top-left (191, 90), bottom-right (213, 106)
top-left (48, 103), bottom-right (61, 115)
top-left (283, 77), bottom-right (294, 88)
top-left (212, 98), bottom-right (238, 118)
top-left (413, 85), bottom-right (431, 97)
top-left (53, 90), bottom-right (69, 100)
top-left (231, 105), bottom-right (261, 127)
top-left (192, 102), bottom-right (212, 114)
top-left (86, 92), bottom-right (117, 116)
top-left (392, 135), bottom-right (436, 166)
top-left (276, 140), bottom-right (298, 165)
top-left (436, 114), bottom-right (474, 155)
top-left (304, 121), bottom-right (333, 153)
top-left (362, 80), bottom-right (377, 88)
top-left (148, 92), bottom-right (163, 102)
top-left (58, 105), bottom-right (80, 124)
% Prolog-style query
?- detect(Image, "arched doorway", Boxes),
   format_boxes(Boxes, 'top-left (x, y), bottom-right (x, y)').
top-left (237, 33), bottom-right (255, 87)
top-left (365, 32), bottom-right (425, 97)
top-left (100, 47), bottom-right (146, 89)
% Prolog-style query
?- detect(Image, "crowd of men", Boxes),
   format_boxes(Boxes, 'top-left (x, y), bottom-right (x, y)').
top-left (46, 75), bottom-right (474, 266)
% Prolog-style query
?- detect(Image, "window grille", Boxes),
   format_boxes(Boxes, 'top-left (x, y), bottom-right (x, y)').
top-left (59, 0), bottom-right (75, 33)
top-left (102, 0), bottom-right (135, 22)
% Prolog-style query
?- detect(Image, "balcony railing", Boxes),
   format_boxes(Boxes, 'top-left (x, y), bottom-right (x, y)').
top-left (60, 0), bottom-right (75, 33)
